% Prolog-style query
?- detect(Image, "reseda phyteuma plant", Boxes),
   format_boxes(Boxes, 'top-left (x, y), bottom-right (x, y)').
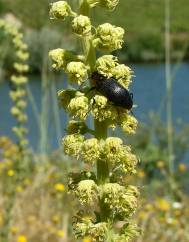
top-left (49, 1), bottom-right (140, 241)
top-left (0, 20), bottom-right (29, 153)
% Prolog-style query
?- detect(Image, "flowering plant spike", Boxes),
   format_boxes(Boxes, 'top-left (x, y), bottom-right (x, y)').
top-left (0, 20), bottom-right (29, 152)
top-left (49, 1), bottom-right (140, 241)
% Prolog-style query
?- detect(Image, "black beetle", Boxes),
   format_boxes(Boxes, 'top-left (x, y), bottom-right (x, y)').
top-left (91, 71), bottom-right (133, 110)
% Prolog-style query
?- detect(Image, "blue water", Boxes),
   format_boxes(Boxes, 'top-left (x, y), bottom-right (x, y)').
top-left (0, 63), bottom-right (189, 150)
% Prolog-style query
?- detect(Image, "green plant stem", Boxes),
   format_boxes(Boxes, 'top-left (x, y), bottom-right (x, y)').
top-left (79, 0), bottom-right (110, 218)
top-left (165, 0), bottom-right (174, 177)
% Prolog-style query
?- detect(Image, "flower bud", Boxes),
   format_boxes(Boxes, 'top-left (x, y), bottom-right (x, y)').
top-left (66, 61), bottom-right (88, 84)
top-left (120, 115), bottom-right (138, 134)
top-left (11, 107), bottom-right (21, 117)
top-left (101, 183), bottom-right (138, 219)
top-left (63, 134), bottom-right (85, 159)
top-left (49, 48), bottom-right (76, 69)
top-left (72, 15), bottom-right (92, 36)
top-left (68, 92), bottom-right (89, 120)
top-left (112, 64), bottom-right (133, 88)
top-left (16, 51), bottom-right (29, 61)
top-left (74, 221), bottom-right (92, 239)
top-left (94, 23), bottom-right (124, 52)
top-left (76, 180), bottom-right (98, 205)
top-left (12, 127), bottom-right (28, 139)
top-left (49, 1), bottom-right (75, 20)
top-left (102, 137), bottom-right (125, 164)
top-left (13, 63), bottom-right (29, 73)
top-left (91, 95), bottom-right (118, 122)
top-left (99, 0), bottom-right (119, 10)
top-left (58, 89), bottom-right (76, 109)
top-left (67, 120), bottom-right (88, 134)
top-left (95, 55), bottom-right (118, 77)
top-left (121, 152), bottom-right (138, 174)
top-left (12, 35), bottom-right (27, 50)
top-left (102, 183), bottom-right (124, 208)
top-left (81, 138), bottom-right (100, 164)
top-left (11, 75), bottom-right (28, 85)
top-left (16, 100), bottom-right (27, 109)
top-left (88, 222), bottom-right (108, 241)
top-left (10, 90), bottom-right (26, 101)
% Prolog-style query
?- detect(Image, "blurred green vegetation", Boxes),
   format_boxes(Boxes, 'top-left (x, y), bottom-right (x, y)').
top-left (0, 0), bottom-right (188, 73)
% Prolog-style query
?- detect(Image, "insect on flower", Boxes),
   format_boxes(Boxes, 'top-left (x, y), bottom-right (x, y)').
top-left (91, 71), bottom-right (133, 110)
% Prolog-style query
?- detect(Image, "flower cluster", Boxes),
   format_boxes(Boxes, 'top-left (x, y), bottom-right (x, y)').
top-left (87, 0), bottom-right (119, 10)
top-left (63, 135), bottom-right (138, 172)
top-left (95, 55), bottom-right (133, 89)
top-left (74, 220), bottom-right (108, 242)
top-left (49, 1), bottom-right (76, 19)
top-left (49, 0), bottom-right (139, 241)
top-left (0, 20), bottom-right (29, 149)
top-left (72, 15), bottom-right (92, 36)
top-left (93, 23), bottom-right (124, 52)
top-left (75, 180), bottom-right (99, 205)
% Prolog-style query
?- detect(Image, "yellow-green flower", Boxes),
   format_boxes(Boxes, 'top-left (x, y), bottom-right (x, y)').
top-left (99, 0), bottom-right (119, 10)
top-left (95, 55), bottom-right (118, 77)
top-left (112, 64), bottom-right (133, 89)
top-left (67, 120), bottom-right (88, 134)
top-left (120, 115), bottom-right (138, 134)
top-left (11, 75), bottom-right (28, 85)
top-left (72, 15), bottom-right (92, 36)
top-left (68, 92), bottom-right (89, 120)
top-left (102, 137), bottom-right (125, 164)
top-left (76, 180), bottom-right (99, 205)
top-left (49, 48), bottom-right (76, 69)
top-left (91, 95), bottom-right (118, 122)
top-left (66, 61), bottom-right (88, 84)
top-left (63, 134), bottom-right (85, 159)
top-left (49, 1), bottom-right (75, 20)
top-left (94, 23), bottom-right (124, 52)
top-left (81, 138), bottom-right (100, 164)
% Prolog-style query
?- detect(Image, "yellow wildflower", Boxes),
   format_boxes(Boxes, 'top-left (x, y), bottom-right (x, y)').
top-left (56, 229), bottom-right (65, 238)
top-left (83, 237), bottom-right (92, 242)
top-left (156, 198), bottom-right (171, 212)
top-left (0, 214), bottom-right (3, 227)
top-left (52, 215), bottom-right (60, 224)
top-left (156, 160), bottom-right (165, 169)
top-left (178, 163), bottom-right (187, 173)
top-left (11, 226), bottom-right (19, 234)
top-left (7, 169), bottom-right (15, 177)
top-left (137, 170), bottom-right (145, 178)
top-left (16, 186), bottom-right (24, 193)
top-left (17, 235), bottom-right (27, 242)
top-left (54, 183), bottom-right (65, 191)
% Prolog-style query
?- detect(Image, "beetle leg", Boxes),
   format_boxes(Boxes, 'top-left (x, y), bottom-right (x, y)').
top-left (83, 97), bottom-right (95, 119)
top-left (130, 92), bottom-right (133, 100)
top-left (78, 82), bottom-right (86, 91)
